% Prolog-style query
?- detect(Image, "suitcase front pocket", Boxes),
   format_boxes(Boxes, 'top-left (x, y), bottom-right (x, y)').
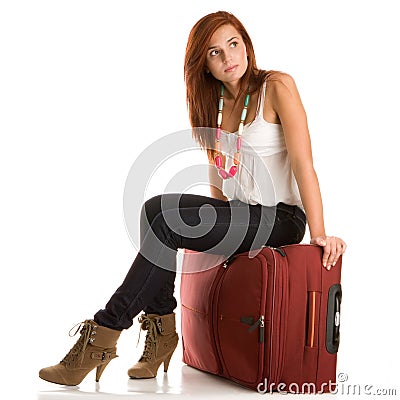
top-left (214, 255), bottom-right (267, 385)
top-left (181, 304), bottom-right (220, 374)
top-left (217, 314), bottom-right (266, 384)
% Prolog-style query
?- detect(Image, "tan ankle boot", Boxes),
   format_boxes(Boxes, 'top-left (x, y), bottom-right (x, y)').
top-left (39, 319), bottom-right (121, 385)
top-left (128, 313), bottom-right (179, 379)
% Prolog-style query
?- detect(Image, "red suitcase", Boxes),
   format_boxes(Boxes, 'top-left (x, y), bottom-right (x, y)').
top-left (180, 244), bottom-right (342, 394)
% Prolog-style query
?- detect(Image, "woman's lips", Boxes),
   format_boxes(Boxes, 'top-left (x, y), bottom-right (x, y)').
top-left (224, 65), bottom-right (238, 72)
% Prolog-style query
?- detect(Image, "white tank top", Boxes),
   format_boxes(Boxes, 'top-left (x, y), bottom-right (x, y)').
top-left (221, 82), bottom-right (303, 210)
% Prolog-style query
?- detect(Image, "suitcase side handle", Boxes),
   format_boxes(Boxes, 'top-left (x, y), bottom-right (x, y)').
top-left (326, 284), bottom-right (342, 354)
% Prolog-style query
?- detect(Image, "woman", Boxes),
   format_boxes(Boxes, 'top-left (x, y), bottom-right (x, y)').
top-left (39, 11), bottom-right (346, 386)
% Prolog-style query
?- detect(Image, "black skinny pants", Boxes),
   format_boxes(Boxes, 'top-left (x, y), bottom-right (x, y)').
top-left (94, 193), bottom-right (306, 330)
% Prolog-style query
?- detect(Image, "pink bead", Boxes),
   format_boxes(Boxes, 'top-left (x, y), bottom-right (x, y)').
top-left (215, 155), bottom-right (222, 168)
top-left (236, 137), bottom-right (242, 151)
top-left (218, 169), bottom-right (230, 179)
top-left (216, 127), bottom-right (221, 140)
top-left (229, 165), bottom-right (237, 176)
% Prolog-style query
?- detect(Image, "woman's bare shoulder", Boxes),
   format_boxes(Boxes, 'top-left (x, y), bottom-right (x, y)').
top-left (263, 71), bottom-right (299, 123)
top-left (265, 70), bottom-right (297, 91)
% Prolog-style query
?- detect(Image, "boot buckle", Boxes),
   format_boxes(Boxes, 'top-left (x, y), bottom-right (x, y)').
top-left (91, 351), bottom-right (111, 361)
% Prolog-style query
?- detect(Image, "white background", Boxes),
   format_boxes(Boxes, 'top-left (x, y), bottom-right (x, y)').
top-left (1, 0), bottom-right (399, 399)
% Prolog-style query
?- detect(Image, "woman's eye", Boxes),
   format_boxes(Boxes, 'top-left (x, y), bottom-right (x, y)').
top-left (230, 41), bottom-right (238, 48)
top-left (210, 49), bottom-right (219, 57)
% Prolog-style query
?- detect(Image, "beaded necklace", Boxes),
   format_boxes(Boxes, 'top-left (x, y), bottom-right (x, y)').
top-left (214, 84), bottom-right (250, 179)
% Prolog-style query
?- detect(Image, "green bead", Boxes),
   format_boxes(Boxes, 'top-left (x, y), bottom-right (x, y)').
top-left (244, 94), bottom-right (250, 107)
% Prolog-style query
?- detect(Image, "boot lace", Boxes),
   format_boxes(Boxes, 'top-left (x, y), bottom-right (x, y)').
top-left (61, 320), bottom-right (96, 366)
top-left (137, 315), bottom-right (159, 361)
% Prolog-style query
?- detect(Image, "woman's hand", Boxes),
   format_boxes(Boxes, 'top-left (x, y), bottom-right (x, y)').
top-left (310, 236), bottom-right (347, 270)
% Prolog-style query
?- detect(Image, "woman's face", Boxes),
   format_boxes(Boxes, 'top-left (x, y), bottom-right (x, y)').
top-left (205, 24), bottom-right (248, 85)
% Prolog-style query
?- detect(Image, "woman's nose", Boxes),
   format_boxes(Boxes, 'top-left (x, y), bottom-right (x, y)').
top-left (222, 51), bottom-right (232, 64)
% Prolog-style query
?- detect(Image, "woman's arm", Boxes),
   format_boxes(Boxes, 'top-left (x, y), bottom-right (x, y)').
top-left (269, 73), bottom-right (346, 269)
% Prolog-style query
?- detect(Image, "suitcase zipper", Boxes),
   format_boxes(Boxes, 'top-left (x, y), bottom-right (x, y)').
top-left (222, 255), bottom-right (236, 268)
top-left (247, 315), bottom-right (265, 343)
top-left (263, 245), bottom-right (286, 257)
top-left (273, 247), bottom-right (286, 257)
top-left (268, 247), bottom-right (289, 386)
top-left (268, 249), bottom-right (277, 383)
top-left (260, 315), bottom-right (265, 344)
top-left (210, 267), bottom-right (228, 375)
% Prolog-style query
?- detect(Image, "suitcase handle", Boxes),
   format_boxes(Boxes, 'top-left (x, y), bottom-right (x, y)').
top-left (326, 284), bottom-right (342, 354)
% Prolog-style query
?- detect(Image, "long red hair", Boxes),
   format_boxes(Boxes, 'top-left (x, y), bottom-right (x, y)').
top-left (184, 11), bottom-right (269, 161)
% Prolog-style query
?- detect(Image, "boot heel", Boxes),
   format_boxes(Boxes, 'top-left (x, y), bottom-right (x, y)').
top-left (163, 353), bottom-right (173, 373)
top-left (128, 313), bottom-right (178, 379)
top-left (96, 362), bottom-right (109, 382)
